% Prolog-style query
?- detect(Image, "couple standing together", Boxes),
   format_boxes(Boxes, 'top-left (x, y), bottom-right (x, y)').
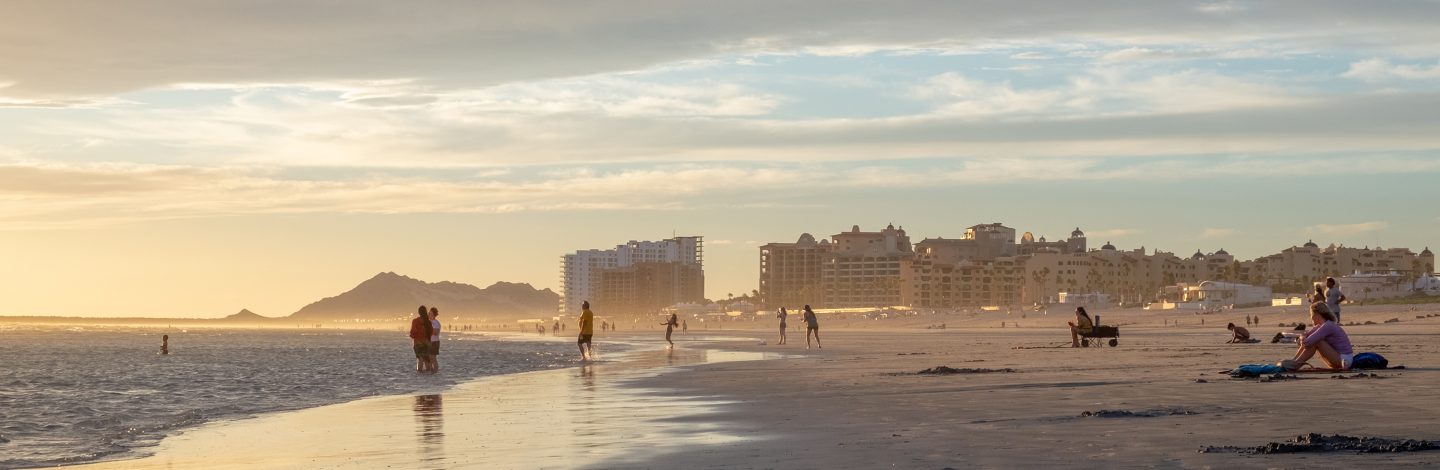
top-left (776, 305), bottom-right (821, 349)
top-left (409, 306), bottom-right (442, 372)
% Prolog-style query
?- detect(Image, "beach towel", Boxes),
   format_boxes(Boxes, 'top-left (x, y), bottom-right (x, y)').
top-left (1230, 364), bottom-right (1284, 377)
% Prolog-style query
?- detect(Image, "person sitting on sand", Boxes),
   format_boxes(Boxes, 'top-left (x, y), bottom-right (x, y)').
top-left (1287, 302), bottom-right (1354, 370)
top-left (1068, 307), bottom-right (1094, 347)
top-left (1226, 323), bottom-right (1251, 343)
top-left (578, 301), bottom-right (596, 361)
top-left (803, 305), bottom-right (821, 349)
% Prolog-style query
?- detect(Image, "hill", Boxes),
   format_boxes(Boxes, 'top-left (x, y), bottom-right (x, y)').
top-left (289, 272), bottom-right (559, 320)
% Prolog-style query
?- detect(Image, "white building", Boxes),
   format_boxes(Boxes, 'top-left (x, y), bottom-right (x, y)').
top-left (560, 236), bottom-right (704, 314)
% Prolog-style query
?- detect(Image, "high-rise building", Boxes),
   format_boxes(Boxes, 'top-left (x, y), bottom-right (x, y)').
top-left (560, 236), bottom-right (703, 314)
top-left (759, 233), bottom-right (831, 310)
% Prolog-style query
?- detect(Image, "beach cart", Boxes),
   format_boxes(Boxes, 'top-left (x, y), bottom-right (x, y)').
top-left (1079, 325), bottom-right (1119, 347)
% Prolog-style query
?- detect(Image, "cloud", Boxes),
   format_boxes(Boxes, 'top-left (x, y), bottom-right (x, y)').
top-left (1342, 59), bottom-right (1440, 81)
top-left (1198, 228), bottom-right (1236, 239)
top-left (1087, 228), bottom-right (1139, 238)
top-left (2, 157), bottom-right (1437, 230)
top-left (4, 1), bottom-right (1440, 100)
top-left (1009, 51), bottom-right (1051, 60)
top-left (1305, 221), bottom-right (1390, 235)
top-left (707, 239), bottom-right (736, 245)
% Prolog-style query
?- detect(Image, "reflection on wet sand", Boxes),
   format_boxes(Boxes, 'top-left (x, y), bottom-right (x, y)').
top-left (72, 346), bottom-right (783, 470)
top-left (413, 394), bottom-right (443, 461)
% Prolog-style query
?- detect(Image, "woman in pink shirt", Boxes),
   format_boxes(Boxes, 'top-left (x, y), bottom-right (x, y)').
top-left (1289, 302), bottom-right (1354, 370)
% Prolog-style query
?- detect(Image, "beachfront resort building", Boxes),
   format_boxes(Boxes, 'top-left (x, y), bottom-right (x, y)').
top-left (760, 224), bottom-right (913, 309)
top-left (560, 236), bottom-right (704, 315)
top-left (760, 222), bottom-right (1435, 310)
top-left (759, 233), bottom-right (831, 309)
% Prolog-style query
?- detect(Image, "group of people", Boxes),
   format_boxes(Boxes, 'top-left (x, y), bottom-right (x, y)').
top-left (1222, 277), bottom-right (1354, 369)
top-left (408, 306), bottom-right (443, 372)
top-left (775, 305), bottom-right (821, 349)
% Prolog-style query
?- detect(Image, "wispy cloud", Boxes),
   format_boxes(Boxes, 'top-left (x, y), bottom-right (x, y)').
top-left (1343, 59), bottom-right (1440, 82)
top-left (1305, 221), bottom-right (1390, 235)
top-left (1086, 228), bottom-right (1139, 238)
top-left (1198, 228), bottom-right (1236, 239)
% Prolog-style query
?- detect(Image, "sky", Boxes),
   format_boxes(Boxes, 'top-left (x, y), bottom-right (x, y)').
top-left (3, 1), bottom-right (1439, 317)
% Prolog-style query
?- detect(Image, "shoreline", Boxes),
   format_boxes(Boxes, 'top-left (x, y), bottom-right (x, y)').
top-left (62, 335), bottom-right (781, 470)
top-left (40, 305), bottom-right (1440, 468)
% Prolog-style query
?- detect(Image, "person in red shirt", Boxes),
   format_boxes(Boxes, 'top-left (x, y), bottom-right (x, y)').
top-left (409, 305), bottom-right (433, 372)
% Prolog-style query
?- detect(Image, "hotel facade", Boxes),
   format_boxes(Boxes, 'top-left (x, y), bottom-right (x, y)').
top-left (560, 236), bottom-right (704, 315)
top-left (760, 223), bottom-right (1435, 310)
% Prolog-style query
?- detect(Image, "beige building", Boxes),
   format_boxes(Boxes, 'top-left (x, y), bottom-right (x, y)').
top-left (822, 224), bottom-right (913, 308)
top-left (759, 233), bottom-right (831, 309)
top-left (595, 261), bottom-right (705, 316)
top-left (761, 223), bottom-right (1434, 310)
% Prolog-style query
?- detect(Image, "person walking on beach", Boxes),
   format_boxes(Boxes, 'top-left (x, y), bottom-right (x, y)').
top-left (409, 305), bottom-right (433, 372)
top-left (578, 301), bottom-right (596, 361)
top-left (429, 307), bottom-right (442, 372)
top-left (776, 307), bottom-right (789, 345)
top-left (682, 320), bottom-right (688, 334)
top-left (160, 334), bottom-right (169, 355)
top-left (1324, 277), bottom-right (1347, 323)
top-left (662, 313), bottom-right (679, 348)
top-left (802, 305), bottom-right (821, 349)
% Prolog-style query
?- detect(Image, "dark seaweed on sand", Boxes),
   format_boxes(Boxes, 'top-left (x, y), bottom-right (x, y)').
top-left (914, 366), bottom-right (1015, 375)
top-left (1201, 433), bottom-right (1440, 454)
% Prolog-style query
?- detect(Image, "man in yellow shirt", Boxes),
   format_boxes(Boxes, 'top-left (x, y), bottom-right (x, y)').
top-left (578, 301), bottom-right (595, 360)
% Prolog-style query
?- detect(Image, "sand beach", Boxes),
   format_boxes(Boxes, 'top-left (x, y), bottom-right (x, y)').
top-left (67, 303), bottom-right (1440, 469)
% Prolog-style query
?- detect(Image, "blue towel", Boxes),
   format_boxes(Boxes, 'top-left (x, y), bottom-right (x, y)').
top-left (1230, 364), bottom-right (1284, 377)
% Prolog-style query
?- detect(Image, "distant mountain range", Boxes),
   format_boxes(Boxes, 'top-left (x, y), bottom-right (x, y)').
top-left (287, 272), bottom-right (559, 320)
top-left (0, 272), bottom-right (559, 323)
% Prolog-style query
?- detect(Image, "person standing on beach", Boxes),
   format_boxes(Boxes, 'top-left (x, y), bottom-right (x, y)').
top-left (662, 313), bottom-right (679, 348)
top-left (1324, 277), bottom-right (1347, 323)
top-left (776, 307), bottom-right (789, 345)
top-left (160, 334), bottom-right (169, 355)
top-left (409, 305), bottom-right (433, 372)
top-left (802, 305), bottom-right (821, 349)
top-left (578, 301), bottom-right (596, 361)
top-left (429, 307), bottom-right (442, 372)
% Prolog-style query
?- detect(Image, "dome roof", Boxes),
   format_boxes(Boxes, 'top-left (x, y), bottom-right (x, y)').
top-left (1303, 239), bottom-right (1319, 248)
top-left (797, 233), bottom-right (817, 245)
top-left (1215, 248), bottom-right (1229, 256)
top-left (1071, 227), bottom-right (1084, 237)
top-left (1423, 247), bottom-right (1433, 255)
top-left (1101, 241), bottom-right (1116, 250)
top-left (1192, 249), bottom-right (1205, 259)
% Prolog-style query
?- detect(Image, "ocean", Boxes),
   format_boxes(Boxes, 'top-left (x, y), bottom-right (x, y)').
top-left (0, 325), bottom-right (581, 469)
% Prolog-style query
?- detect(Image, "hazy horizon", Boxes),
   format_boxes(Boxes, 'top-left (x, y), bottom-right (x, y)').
top-left (4, 1), bottom-right (1438, 317)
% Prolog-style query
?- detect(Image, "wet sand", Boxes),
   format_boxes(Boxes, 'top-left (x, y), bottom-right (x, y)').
top-left (66, 304), bottom-right (1440, 469)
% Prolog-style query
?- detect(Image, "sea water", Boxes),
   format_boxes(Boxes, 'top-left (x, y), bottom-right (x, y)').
top-left (0, 325), bottom-right (579, 468)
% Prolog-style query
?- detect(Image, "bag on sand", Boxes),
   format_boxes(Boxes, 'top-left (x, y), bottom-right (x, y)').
top-left (1352, 352), bottom-right (1389, 369)
top-left (1277, 359), bottom-right (1301, 371)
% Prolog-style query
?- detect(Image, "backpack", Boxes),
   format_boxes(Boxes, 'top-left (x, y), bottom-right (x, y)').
top-left (1351, 352), bottom-right (1389, 369)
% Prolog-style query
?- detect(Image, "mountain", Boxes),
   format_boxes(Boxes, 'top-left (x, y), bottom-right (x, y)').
top-left (219, 309), bottom-right (272, 322)
top-left (289, 272), bottom-right (559, 320)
